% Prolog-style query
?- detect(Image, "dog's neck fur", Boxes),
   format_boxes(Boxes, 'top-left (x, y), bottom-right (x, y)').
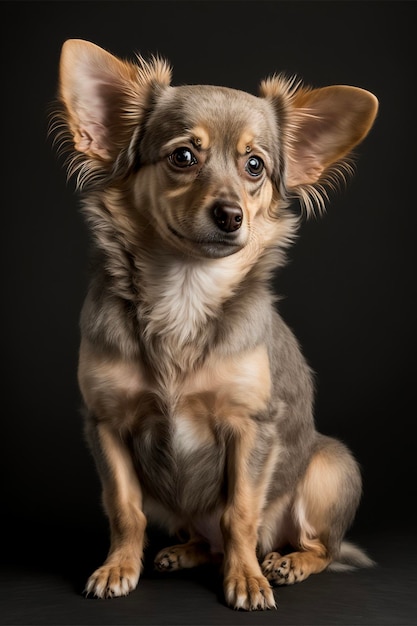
top-left (83, 187), bottom-right (283, 374)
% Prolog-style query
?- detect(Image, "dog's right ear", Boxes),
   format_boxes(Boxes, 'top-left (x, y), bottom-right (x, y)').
top-left (56, 39), bottom-right (171, 180)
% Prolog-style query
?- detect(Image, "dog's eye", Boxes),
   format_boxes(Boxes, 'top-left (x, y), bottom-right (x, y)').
top-left (245, 156), bottom-right (264, 177)
top-left (169, 147), bottom-right (198, 169)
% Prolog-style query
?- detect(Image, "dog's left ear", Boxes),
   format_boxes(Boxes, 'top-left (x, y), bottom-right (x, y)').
top-left (260, 77), bottom-right (378, 190)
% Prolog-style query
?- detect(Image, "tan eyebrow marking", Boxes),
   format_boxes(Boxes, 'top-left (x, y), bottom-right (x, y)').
top-left (237, 131), bottom-right (255, 156)
top-left (191, 126), bottom-right (211, 150)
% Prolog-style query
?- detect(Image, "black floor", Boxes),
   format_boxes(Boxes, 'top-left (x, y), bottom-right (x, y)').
top-left (1, 523), bottom-right (416, 625)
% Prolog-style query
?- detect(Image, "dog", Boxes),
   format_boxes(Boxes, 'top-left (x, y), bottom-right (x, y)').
top-left (52, 38), bottom-right (378, 610)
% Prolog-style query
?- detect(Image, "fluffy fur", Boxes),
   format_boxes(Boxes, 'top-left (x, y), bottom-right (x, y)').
top-left (52, 39), bottom-right (378, 610)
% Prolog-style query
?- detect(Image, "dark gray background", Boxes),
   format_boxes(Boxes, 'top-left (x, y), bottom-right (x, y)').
top-left (1, 2), bottom-right (416, 624)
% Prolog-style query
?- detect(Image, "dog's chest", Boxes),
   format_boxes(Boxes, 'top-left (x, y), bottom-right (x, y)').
top-left (131, 397), bottom-right (226, 514)
top-left (128, 344), bottom-right (271, 514)
top-left (81, 340), bottom-right (272, 514)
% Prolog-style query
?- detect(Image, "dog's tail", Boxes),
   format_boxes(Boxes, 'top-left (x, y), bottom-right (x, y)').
top-left (328, 541), bottom-right (376, 572)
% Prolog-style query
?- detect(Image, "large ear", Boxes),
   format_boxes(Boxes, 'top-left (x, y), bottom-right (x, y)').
top-left (260, 77), bottom-right (378, 191)
top-left (58, 39), bottom-right (171, 162)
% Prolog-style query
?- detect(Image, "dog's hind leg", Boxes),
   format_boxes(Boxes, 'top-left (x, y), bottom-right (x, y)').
top-left (154, 538), bottom-right (221, 572)
top-left (261, 543), bottom-right (331, 585)
top-left (84, 420), bottom-right (147, 598)
top-left (261, 435), bottom-right (362, 586)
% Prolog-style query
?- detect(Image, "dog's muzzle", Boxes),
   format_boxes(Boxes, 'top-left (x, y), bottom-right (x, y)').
top-left (167, 200), bottom-right (245, 258)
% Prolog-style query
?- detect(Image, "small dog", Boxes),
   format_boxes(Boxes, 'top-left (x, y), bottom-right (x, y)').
top-left (52, 39), bottom-right (378, 610)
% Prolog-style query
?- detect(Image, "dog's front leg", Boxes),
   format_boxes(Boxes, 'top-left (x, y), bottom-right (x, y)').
top-left (221, 419), bottom-right (276, 611)
top-left (84, 420), bottom-right (146, 598)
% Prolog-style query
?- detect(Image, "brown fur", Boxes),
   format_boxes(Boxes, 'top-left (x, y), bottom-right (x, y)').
top-left (52, 39), bottom-right (378, 610)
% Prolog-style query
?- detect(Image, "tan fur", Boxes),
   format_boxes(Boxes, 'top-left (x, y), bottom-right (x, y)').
top-left (84, 423), bottom-right (146, 598)
top-left (190, 125), bottom-right (211, 150)
top-left (52, 39), bottom-right (378, 611)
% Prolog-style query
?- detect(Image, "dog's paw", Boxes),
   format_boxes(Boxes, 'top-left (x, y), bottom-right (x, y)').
top-left (224, 572), bottom-right (276, 611)
top-left (84, 563), bottom-right (140, 598)
top-left (261, 551), bottom-right (306, 586)
top-left (154, 541), bottom-right (214, 571)
top-left (154, 546), bottom-right (184, 572)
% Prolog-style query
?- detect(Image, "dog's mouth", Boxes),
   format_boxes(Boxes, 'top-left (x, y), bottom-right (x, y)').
top-left (167, 224), bottom-right (243, 258)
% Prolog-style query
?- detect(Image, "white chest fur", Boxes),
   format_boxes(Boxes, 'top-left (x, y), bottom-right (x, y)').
top-left (138, 253), bottom-right (252, 347)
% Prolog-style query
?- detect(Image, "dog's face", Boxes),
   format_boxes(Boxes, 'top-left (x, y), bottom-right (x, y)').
top-left (55, 39), bottom-right (378, 261)
top-left (136, 85), bottom-right (280, 258)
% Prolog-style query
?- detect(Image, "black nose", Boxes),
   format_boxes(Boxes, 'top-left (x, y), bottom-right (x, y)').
top-left (212, 203), bottom-right (243, 233)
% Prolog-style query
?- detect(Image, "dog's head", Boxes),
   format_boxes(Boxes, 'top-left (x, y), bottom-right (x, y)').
top-left (54, 39), bottom-right (378, 260)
